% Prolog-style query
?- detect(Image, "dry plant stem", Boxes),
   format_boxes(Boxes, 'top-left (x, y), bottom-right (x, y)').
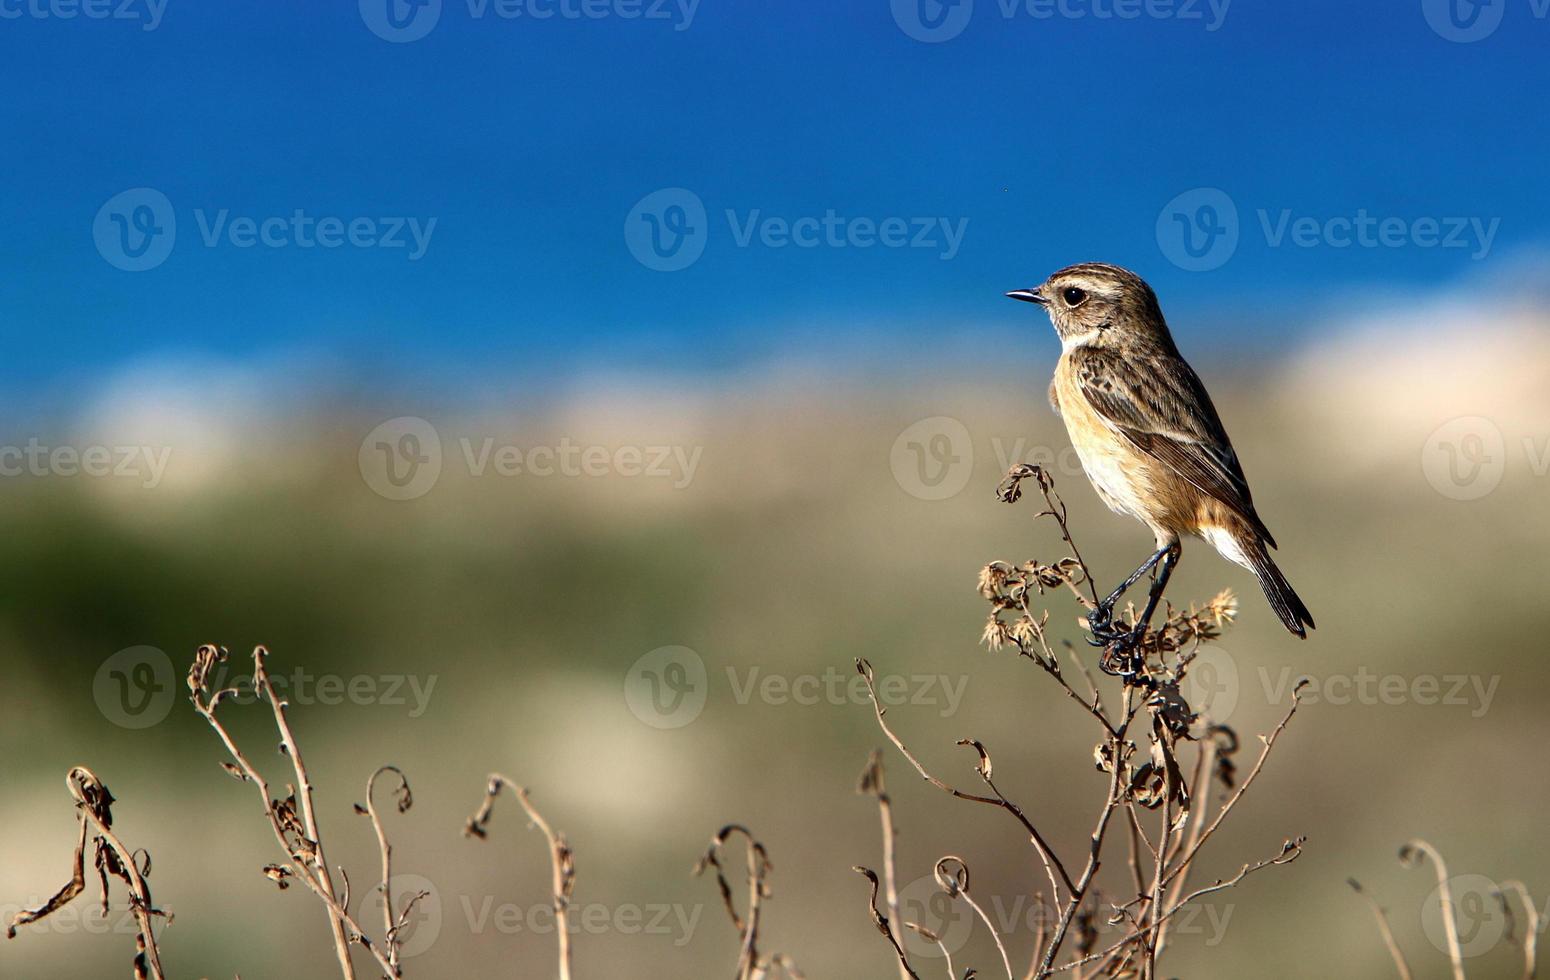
top-left (5, 767), bottom-right (167, 980)
top-left (361, 766), bottom-right (420, 977)
top-left (855, 867), bottom-right (921, 980)
top-left (695, 824), bottom-right (797, 980)
top-left (1153, 736), bottom-right (1217, 959)
top-left (1057, 838), bottom-right (1304, 974)
top-left (253, 648), bottom-right (355, 980)
top-left (1035, 684), bottom-right (1137, 979)
top-left (1348, 880), bottom-right (1414, 980)
top-left (858, 753), bottom-right (911, 980)
top-left (464, 775), bottom-right (575, 980)
top-left (936, 857), bottom-right (1014, 980)
top-left (1157, 684), bottom-right (1306, 894)
top-left (189, 645), bottom-right (395, 980)
top-left (1399, 839), bottom-right (1466, 980)
top-left (854, 659), bottom-right (1076, 899)
top-left (1497, 880), bottom-right (1539, 980)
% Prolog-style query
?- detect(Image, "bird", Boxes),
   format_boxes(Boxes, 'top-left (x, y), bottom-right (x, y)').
top-left (1006, 262), bottom-right (1314, 647)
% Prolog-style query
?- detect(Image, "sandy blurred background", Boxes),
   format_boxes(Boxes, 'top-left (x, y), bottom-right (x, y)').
top-left (2, 278), bottom-right (1549, 978)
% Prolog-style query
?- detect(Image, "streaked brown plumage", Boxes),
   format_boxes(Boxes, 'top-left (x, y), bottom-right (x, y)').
top-left (1008, 263), bottom-right (1314, 639)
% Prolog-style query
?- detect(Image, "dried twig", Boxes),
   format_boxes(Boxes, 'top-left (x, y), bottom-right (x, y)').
top-left (464, 774), bottom-right (575, 980)
top-left (859, 752), bottom-right (912, 980)
top-left (1399, 839), bottom-right (1466, 980)
top-left (1348, 879), bottom-right (1414, 980)
top-left (694, 824), bottom-right (799, 980)
top-left (189, 644), bottom-right (393, 979)
top-left (1497, 879), bottom-right (1539, 980)
top-left (853, 466), bottom-right (1309, 980)
top-left (4, 767), bottom-right (168, 980)
top-left (356, 766), bottom-right (423, 976)
top-left (855, 866), bottom-right (922, 980)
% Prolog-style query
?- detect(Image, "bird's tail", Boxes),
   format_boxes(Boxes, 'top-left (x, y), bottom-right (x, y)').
top-left (1247, 543), bottom-right (1315, 638)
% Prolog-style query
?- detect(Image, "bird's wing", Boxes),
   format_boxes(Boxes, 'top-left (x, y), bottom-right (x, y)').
top-left (1069, 345), bottom-right (1276, 547)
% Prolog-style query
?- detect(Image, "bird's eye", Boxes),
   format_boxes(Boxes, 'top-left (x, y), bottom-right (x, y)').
top-left (1062, 287), bottom-right (1088, 307)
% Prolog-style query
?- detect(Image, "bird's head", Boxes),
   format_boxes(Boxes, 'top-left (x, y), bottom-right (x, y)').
top-left (1006, 263), bottom-right (1169, 350)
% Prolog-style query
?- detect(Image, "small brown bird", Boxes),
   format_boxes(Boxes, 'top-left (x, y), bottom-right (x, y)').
top-left (1007, 263), bottom-right (1313, 644)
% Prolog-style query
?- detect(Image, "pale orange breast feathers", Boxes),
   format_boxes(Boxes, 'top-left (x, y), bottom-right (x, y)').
top-left (1051, 353), bottom-right (1202, 543)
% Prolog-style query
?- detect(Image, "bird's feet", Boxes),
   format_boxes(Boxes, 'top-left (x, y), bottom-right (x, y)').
top-left (1085, 603), bottom-right (1127, 648)
top-left (1089, 605), bottom-right (1150, 675)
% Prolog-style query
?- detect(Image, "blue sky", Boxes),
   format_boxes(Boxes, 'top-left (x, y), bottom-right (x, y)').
top-left (1, 0), bottom-right (1547, 398)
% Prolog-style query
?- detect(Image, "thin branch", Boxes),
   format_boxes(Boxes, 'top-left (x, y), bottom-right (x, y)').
top-left (935, 857), bottom-right (1013, 980)
top-left (1399, 839), bottom-right (1465, 980)
top-left (859, 752), bottom-right (912, 980)
top-left (4, 767), bottom-right (168, 980)
top-left (358, 766), bottom-right (416, 976)
top-left (188, 644), bottom-right (394, 980)
top-left (464, 774), bottom-right (575, 980)
top-left (855, 867), bottom-right (922, 980)
top-left (855, 658), bottom-right (1076, 897)
top-left (1498, 879), bottom-right (1539, 980)
top-left (1348, 879), bottom-right (1414, 980)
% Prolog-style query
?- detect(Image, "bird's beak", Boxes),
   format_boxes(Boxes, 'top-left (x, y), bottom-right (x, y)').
top-left (1005, 287), bottom-right (1048, 306)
